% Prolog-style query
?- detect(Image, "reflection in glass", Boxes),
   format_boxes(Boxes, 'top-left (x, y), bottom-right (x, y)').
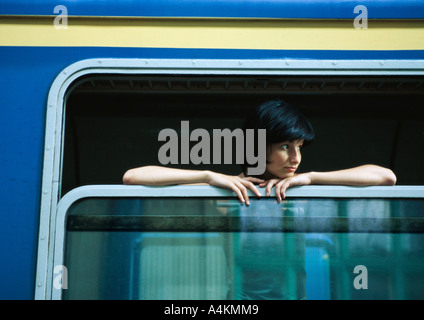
top-left (64, 198), bottom-right (424, 300)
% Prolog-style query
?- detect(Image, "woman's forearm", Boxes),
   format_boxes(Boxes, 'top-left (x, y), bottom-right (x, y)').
top-left (308, 164), bottom-right (397, 186)
top-left (123, 166), bottom-right (265, 204)
top-left (122, 166), bottom-right (210, 186)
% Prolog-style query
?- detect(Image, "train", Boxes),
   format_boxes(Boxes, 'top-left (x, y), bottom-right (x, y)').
top-left (1, 0), bottom-right (424, 300)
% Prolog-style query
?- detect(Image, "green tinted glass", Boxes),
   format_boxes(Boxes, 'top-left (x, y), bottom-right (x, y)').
top-left (64, 197), bottom-right (424, 300)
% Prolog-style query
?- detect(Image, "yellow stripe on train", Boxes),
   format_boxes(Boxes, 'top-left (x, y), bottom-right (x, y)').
top-left (1, 16), bottom-right (423, 50)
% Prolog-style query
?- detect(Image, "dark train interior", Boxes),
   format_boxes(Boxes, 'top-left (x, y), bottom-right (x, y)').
top-left (62, 74), bottom-right (424, 196)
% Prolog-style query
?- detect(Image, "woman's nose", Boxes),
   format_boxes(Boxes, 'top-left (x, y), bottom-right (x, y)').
top-left (290, 149), bottom-right (301, 164)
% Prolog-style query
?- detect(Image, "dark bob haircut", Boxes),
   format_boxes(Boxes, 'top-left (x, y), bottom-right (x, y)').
top-left (241, 99), bottom-right (315, 176)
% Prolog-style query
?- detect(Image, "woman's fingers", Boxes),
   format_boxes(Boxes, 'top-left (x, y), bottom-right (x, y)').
top-left (234, 180), bottom-right (250, 205)
top-left (234, 174), bottom-right (311, 204)
top-left (233, 177), bottom-right (265, 205)
top-left (239, 178), bottom-right (262, 197)
top-left (229, 184), bottom-right (245, 204)
top-left (265, 179), bottom-right (278, 197)
top-left (274, 181), bottom-right (282, 202)
top-left (210, 174), bottom-right (264, 205)
top-left (275, 179), bottom-right (292, 202)
top-left (243, 177), bottom-right (267, 192)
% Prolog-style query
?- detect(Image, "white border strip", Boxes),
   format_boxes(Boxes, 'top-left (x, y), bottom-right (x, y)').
top-left (59, 184), bottom-right (424, 202)
top-left (35, 58), bottom-right (424, 300)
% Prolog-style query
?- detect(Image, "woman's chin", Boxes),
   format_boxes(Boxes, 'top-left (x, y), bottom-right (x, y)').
top-left (263, 169), bottom-right (295, 180)
top-left (274, 172), bottom-right (295, 179)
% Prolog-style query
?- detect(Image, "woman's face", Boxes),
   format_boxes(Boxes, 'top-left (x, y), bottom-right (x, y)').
top-left (265, 139), bottom-right (304, 179)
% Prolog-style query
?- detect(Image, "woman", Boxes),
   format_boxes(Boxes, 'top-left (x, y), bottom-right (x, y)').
top-left (123, 99), bottom-right (396, 204)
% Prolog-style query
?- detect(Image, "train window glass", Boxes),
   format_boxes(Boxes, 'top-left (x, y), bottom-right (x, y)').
top-left (61, 191), bottom-right (424, 300)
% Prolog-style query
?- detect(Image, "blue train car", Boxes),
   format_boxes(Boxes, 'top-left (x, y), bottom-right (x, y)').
top-left (1, 0), bottom-right (424, 300)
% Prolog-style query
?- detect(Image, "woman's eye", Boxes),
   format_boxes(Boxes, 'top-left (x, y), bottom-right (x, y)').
top-left (281, 144), bottom-right (289, 150)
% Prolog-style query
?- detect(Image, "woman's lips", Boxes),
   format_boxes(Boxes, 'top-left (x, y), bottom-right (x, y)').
top-left (285, 167), bottom-right (297, 172)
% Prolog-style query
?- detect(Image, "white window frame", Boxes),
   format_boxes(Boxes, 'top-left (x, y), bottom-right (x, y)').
top-left (35, 58), bottom-right (424, 300)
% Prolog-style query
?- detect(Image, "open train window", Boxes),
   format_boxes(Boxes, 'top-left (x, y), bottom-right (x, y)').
top-left (36, 59), bottom-right (424, 300)
top-left (61, 72), bottom-right (424, 196)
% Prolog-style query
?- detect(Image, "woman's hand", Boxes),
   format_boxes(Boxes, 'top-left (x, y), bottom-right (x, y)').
top-left (259, 173), bottom-right (313, 203)
top-left (257, 164), bottom-right (396, 203)
top-left (206, 171), bottom-right (265, 205)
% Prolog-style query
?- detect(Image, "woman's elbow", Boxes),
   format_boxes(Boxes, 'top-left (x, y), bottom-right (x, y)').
top-left (381, 168), bottom-right (397, 186)
top-left (122, 169), bottom-right (135, 185)
top-left (123, 168), bottom-right (147, 185)
top-left (123, 166), bottom-right (157, 185)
